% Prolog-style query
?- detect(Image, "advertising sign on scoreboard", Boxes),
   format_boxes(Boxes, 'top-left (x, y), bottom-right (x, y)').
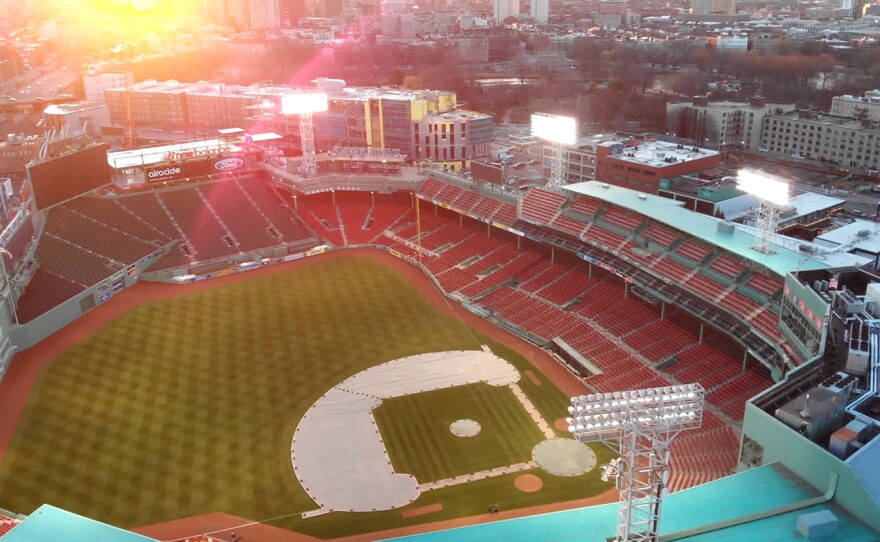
top-left (471, 161), bottom-right (504, 185)
top-left (145, 155), bottom-right (245, 183)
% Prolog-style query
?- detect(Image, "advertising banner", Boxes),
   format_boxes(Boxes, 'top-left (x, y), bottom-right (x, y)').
top-left (145, 155), bottom-right (244, 183)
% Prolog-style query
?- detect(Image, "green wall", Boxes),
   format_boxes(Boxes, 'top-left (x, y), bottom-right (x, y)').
top-left (742, 402), bottom-right (880, 532)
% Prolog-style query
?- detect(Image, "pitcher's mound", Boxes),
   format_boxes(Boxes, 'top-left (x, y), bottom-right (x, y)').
top-left (532, 438), bottom-right (597, 476)
top-left (554, 418), bottom-right (569, 432)
top-left (450, 419), bottom-right (481, 438)
top-left (514, 474), bottom-right (544, 493)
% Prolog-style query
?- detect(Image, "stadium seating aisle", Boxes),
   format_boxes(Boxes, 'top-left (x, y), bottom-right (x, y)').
top-left (158, 188), bottom-right (236, 261)
top-left (295, 192), bottom-right (345, 246)
top-left (236, 178), bottom-right (316, 245)
top-left (199, 182), bottom-right (278, 251)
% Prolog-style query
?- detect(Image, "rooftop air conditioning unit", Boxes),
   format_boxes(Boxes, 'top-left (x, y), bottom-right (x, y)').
top-left (638, 194), bottom-right (647, 200)
top-left (857, 229), bottom-right (871, 238)
top-left (799, 244), bottom-right (817, 254)
top-left (718, 222), bottom-right (735, 234)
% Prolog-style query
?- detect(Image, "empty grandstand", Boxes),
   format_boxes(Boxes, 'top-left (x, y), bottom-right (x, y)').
top-left (0, 138), bottom-right (879, 542)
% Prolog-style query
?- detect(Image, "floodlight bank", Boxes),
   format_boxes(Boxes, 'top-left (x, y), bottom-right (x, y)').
top-left (736, 169), bottom-right (791, 206)
top-left (531, 113), bottom-right (578, 146)
top-left (281, 92), bottom-right (329, 115)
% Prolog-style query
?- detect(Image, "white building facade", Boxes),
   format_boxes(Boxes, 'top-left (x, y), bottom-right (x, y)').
top-left (493, 0), bottom-right (520, 23)
top-left (83, 71), bottom-right (134, 103)
top-left (666, 97), bottom-right (796, 151)
top-left (760, 111), bottom-right (880, 170)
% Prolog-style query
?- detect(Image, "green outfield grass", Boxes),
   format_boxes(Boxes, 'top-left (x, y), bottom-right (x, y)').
top-left (375, 383), bottom-right (545, 483)
top-left (0, 254), bottom-right (613, 538)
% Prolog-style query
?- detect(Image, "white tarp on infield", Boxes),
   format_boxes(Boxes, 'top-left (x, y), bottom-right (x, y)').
top-left (291, 347), bottom-right (520, 513)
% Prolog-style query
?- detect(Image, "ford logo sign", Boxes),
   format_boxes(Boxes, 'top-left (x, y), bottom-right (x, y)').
top-left (214, 157), bottom-right (244, 171)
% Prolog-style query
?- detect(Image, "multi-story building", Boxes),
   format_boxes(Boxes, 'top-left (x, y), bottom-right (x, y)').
top-left (760, 111), bottom-right (880, 170)
top-left (693, 0), bottom-right (736, 14)
top-left (42, 102), bottom-right (110, 139)
top-left (666, 96), bottom-right (796, 151)
top-left (541, 133), bottom-right (622, 183)
top-left (105, 80), bottom-right (492, 169)
top-left (105, 81), bottom-right (266, 130)
top-left (0, 134), bottom-right (42, 175)
top-left (830, 90), bottom-right (880, 121)
top-left (531, 0), bottom-right (548, 23)
top-left (594, 140), bottom-right (722, 194)
top-left (707, 35), bottom-right (749, 51)
top-left (83, 70), bottom-right (134, 104)
top-left (594, 1), bottom-right (627, 27)
top-left (414, 110), bottom-right (493, 167)
top-left (493, 0), bottom-right (519, 23)
top-left (247, 0), bottom-right (281, 28)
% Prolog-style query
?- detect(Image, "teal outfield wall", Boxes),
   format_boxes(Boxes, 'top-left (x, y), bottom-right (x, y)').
top-left (741, 403), bottom-right (880, 532)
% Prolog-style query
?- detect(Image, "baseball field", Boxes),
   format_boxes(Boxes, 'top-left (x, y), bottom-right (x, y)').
top-left (0, 250), bottom-right (614, 539)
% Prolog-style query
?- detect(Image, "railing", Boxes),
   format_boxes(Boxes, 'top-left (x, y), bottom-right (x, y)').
top-left (0, 209), bottom-right (28, 248)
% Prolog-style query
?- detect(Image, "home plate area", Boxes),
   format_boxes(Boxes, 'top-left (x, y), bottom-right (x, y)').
top-left (291, 346), bottom-right (597, 518)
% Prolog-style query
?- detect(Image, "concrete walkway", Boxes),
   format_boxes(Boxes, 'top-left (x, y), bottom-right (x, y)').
top-left (292, 347), bottom-right (520, 516)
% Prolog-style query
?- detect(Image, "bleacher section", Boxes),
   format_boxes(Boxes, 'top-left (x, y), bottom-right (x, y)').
top-left (642, 222), bottom-right (680, 248)
top-left (520, 188), bottom-right (567, 226)
top-left (601, 207), bottom-right (644, 232)
top-left (568, 196), bottom-right (601, 219)
top-left (745, 271), bottom-right (783, 296)
top-left (677, 240), bottom-right (712, 263)
top-left (0, 514), bottom-right (21, 536)
top-left (40, 177), bottom-right (317, 280)
top-left (709, 254), bottom-right (747, 280)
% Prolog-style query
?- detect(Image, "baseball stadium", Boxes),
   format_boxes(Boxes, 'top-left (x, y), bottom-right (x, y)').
top-left (0, 113), bottom-right (878, 542)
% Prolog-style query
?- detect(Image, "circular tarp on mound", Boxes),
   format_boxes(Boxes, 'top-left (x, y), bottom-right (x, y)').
top-left (532, 438), bottom-right (596, 477)
top-left (450, 419), bottom-right (481, 437)
top-left (514, 473), bottom-right (544, 493)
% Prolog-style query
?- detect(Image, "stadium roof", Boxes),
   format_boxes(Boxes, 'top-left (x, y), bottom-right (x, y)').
top-left (385, 464), bottom-right (879, 542)
top-left (0, 505), bottom-right (157, 542)
top-left (563, 182), bottom-right (834, 276)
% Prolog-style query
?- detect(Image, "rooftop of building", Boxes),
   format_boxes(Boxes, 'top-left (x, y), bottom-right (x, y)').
top-left (600, 140), bottom-right (720, 169)
top-left (107, 80), bottom-right (460, 106)
top-left (815, 219), bottom-right (880, 255)
top-left (42, 101), bottom-right (107, 115)
top-left (387, 464), bottom-right (879, 542)
top-left (834, 90), bottom-right (880, 104)
top-left (660, 173), bottom-right (740, 201)
top-left (667, 98), bottom-right (795, 110)
top-left (784, 191), bottom-right (846, 219)
top-left (563, 181), bottom-right (855, 275)
top-left (571, 132), bottom-right (623, 151)
top-left (766, 111), bottom-right (879, 131)
top-left (426, 109), bottom-right (493, 121)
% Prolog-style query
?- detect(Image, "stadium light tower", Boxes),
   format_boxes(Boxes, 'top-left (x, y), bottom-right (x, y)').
top-left (531, 113), bottom-right (577, 188)
top-left (567, 383), bottom-right (705, 542)
top-left (281, 92), bottom-right (329, 178)
top-left (735, 169), bottom-right (791, 255)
